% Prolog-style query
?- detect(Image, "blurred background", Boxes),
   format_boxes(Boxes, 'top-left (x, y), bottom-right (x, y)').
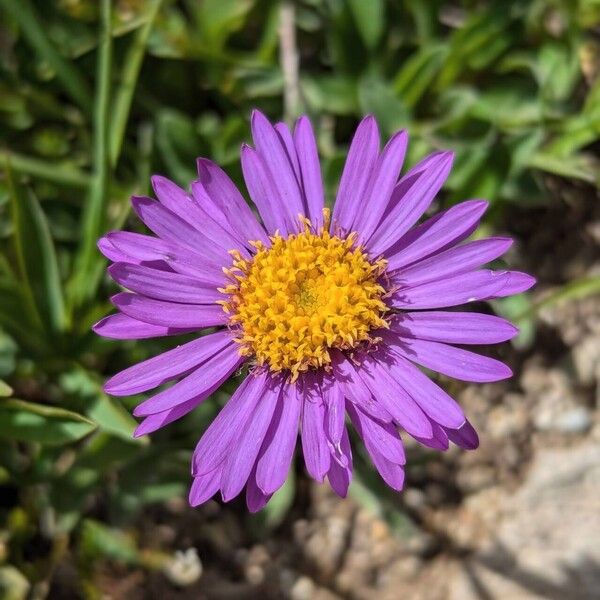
top-left (0, 0), bottom-right (599, 598)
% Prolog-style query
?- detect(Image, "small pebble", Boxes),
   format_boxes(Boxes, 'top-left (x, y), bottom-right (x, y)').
top-left (554, 407), bottom-right (592, 434)
top-left (291, 576), bottom-right (315, 600)
top-left (163, 548), bottom-right (202, 587)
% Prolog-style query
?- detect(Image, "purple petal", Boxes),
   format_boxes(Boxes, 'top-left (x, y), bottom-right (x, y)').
top-left (93, 313), bottom-right (194, 340)
top-left (100, 231), bottom-right (169, 263)
top-left (301, 381), bottom-right (331, 482)
top-left (393, 337), bottom-right (512, 383)
top-left (370, 452), bottom-right (405, 491)
top-left (131, 196), bottom-right (227, 264)
top-left (112, 292), bottom-right (228, 329)
top-left (189, 467), bottom-right (221, 506)
top-left (153, 175), bottom-right (247, 255)
top-left (367, 151), bottom-right (454, 254)
top-left (350, 405), bottom-right (405, 465)
top-left (348, 404), bottom-right (405, 491)
top-left (98, 236), bottom-right (128, 262)
top-left (332, 115), bottom-right (380, 235)
top-left (193, 372), bottom-right (269, 476)
top-left (133, 344), bottom-right (243, 416)
top-left (197, 158), bottom-right (269, 245)
top-left (246, 469), bottom-right (273, 512)
top-left (327, 428), bottom-right (353, 498)
top-left (104, 330), bottom-right (233, 396)
top-left (390, 270), bottom-right (530, 310)
top-left (294, 116), bottom-right (325, 228)
top-left (391, 311), bottom-right (518, 345)
top-left (379, 342), bottom-right (466, 428)
top-left (154, 175), bottom-right (243, 253)
top-left (356, 356), bottom-right (434, 438)
top-left (275, 122), bottom-right (301, 180)
top-left (188, 178), bottom-right (234, 237)
top-left (251, 110), bottom-right (305, 230)
top-left (382, 198), bottom-right (484, 263)
top-left (256, 382), bottom-right (301, 495)
top-left (385, 200), bottom-right (489, 271)
top-left (151, 176), bottom-right (211, 232)
top-left (220, 379), bottom-right (281, 501)
top-left (102, 232), bottom-right (224, 285)
top-left (134, 396), bottom-right (200, 437)
top-left (163, 253), bottom-right (226, 285)
top-left (324, 379), bottom-right (345, 446)
top-left (391, 235), bottom-right (511, 286)
top-left (413, 419), bottom-right (450, 451)
top-left (331, 352), bottom-right (393, 423)
top-left (397, 338), bottom-right (512, 383)
top-left (354, 129), bottom-right (409, 241)
top-left (488, 271), bottom-right (536, 298)
top-left (383, 151), bottom-right (449, 216)
top-left (241, 144), bottom-right (290, 235)
top-left (189, 181), bottom-right (251, 254)
top-left (109, 263), bottom-right (225, 305)
top-left (446, 419), bottom-right (479, 450)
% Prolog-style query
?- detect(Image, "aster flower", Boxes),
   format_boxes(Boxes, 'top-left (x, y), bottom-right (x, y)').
top-left (95, 110), bottom-right (534, 511)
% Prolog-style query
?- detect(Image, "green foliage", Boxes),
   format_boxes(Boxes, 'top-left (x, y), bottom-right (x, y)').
top-left (79, 519), bottom-right (139, 565)
top-left (0, 0), bottom-right (597, 592)
top-left (0, 399), bottom-right (96, 445)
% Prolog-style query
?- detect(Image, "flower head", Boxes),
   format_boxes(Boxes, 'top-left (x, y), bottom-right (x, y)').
top-left (95, 110), bottom-right (534, 510)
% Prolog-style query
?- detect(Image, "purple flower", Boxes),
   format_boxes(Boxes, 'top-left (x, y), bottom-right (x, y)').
top-left (95, 111), bottom-right (534, 511)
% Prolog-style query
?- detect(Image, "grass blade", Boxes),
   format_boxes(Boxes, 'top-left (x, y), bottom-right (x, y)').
top-left (109, 0), bottom-right (163, 166)
top-left (68, 0), bottom-right (113, 309)
top-left (6, 166), bottom-right (67, 335)
top-left (0, 150), bottom-right (91, 188)
top-left (0, 399), bottom-right (97, 446)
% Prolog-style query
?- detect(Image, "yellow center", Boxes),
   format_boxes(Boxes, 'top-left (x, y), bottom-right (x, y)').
top-left (219, 214), bottom-right (388, 379)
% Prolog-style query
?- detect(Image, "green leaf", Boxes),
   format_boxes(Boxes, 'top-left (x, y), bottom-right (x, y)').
top-left (358, 73), bottom-right (409, 137)
top-left (0, 279), bottom-right (46, 353)
top-left (537, 40), bottom-right (580, 103)
top-left (545, 111), bottom-right (600, 157)
top-left (155, 109), bottom-right (201, 185)
top-left (60, 367), bottom-right (142, 442)
top-left (470, 80), bottom-right (543, 129)
top-left (87, 394), bottom-right (141, 442)
top-left (437, 9), bottom-right (511, 89)
top-left (301, 75), bottom-right (358, 115)
top-left (0, 399), bottom-right (97, 445)
top-left (0, 379), bottom-right (12, 397)
top-left (526, 152), bottom-right (599, 185)
top-left (193, 0), bottom-right (254, 50)
top-left (79, 519), bottom-right (139, 564)
top-left (6, 168), bottom-right (67, 335)
top-left (393, 44), bottom-right (447, 108)
top-left (347, 0), bottom-right (384, 50)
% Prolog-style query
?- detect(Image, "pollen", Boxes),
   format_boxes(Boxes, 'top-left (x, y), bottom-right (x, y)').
top-left (219, 213), bottom-right (388, 380)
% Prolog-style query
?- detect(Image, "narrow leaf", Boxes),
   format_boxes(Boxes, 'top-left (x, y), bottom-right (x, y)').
top-left (0, 399), bottom-right (97, 445)
top-left (6, 168), bottom-right (67, 335)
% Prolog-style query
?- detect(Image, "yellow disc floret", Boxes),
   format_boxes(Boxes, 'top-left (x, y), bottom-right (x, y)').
top-left (219, 214), bottom-right (388, 379)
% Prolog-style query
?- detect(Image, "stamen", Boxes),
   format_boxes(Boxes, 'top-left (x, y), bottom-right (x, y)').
top-left (220, 218), bottom-right (388, 380)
